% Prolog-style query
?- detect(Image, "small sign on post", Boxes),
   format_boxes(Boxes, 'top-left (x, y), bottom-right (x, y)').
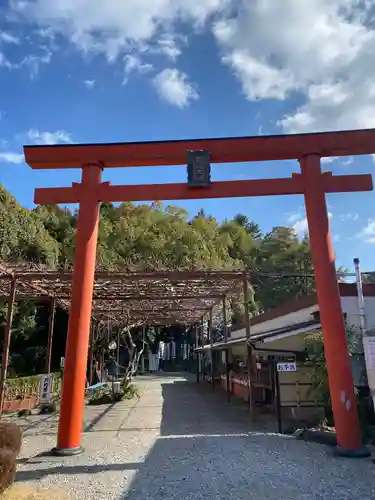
top-left (276, 362), bottom-right (297, 372)
top-left (60, 357), bottom-right (65, 369)
top-left (39, 374), bottom-right (53, 404)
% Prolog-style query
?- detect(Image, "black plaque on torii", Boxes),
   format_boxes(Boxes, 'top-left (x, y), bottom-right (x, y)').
top-left (186, 150), bottom-right (211, 187)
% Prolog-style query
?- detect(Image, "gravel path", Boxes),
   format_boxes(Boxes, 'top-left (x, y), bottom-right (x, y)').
top-left (14, 374), bottom-right (375, 499)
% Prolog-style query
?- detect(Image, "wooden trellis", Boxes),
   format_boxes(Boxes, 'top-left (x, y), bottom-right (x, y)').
top-left (0, 260), bottom-right (247, 412)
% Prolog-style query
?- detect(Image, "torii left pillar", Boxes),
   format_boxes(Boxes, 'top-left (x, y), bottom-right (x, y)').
top-left (54, 164), bottom-right (102, 455)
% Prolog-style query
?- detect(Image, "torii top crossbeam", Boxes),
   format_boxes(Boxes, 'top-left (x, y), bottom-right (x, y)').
top-left (24, 128), bottom-right (375, 168)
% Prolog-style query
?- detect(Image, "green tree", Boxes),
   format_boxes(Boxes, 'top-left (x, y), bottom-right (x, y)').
top-left (304, 326), bottom-right (358, 424)
top-left (0, 182), bottom-right (333, 376)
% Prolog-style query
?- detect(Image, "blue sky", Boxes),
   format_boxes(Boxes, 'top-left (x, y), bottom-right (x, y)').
top-left (0, 1), bottom-right (374, 272)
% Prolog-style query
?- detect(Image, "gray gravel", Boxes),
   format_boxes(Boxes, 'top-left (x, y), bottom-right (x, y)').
top-left (13, 374), bottom-right (375, 499)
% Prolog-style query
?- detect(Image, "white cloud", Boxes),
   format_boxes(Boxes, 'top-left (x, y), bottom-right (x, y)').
top-left (0, 52), bottom-right (12, 68)
top-left (0, 44), bottom-right (52, 77)
top-left (123, 55), bottom-right (153, 84)
top-left (213, 1), bottom-right (375, 133)
top-left (26, 129), bottom-right (73, 145)
top-left (291, 217), bottom-right (308, 236)
top-left (0, 31), bottom-right (20, 44)
top-left (340, 212), bottom-right (359, 221)
top-left (19, 50), bottom-right (52, 79)
top-left (8, 0), bottom-right (375, 134)
top-left (288, 210), bottom-right (332, 236)
top-left (358, 220), bottom-right (375, 243)
top-left (9, 0), bottom-right (229, 61)
top-left (156, 35), bottom-right (184, 61)
top-left (0, 152), bottom-right (24, 164)
top-left (153, 68), bottom-right (199, 108)
top-left (83, 79), bottom-right (95, 89)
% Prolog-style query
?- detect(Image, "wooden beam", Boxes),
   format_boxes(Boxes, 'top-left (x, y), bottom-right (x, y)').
top-left (24, 128), bottom-right (375, 169)
top-left (4, 270), bottom-right (245, 282)
top-left (92, 307), bottom-right (211, 313)
top-left (0, 294), bottom-right (223, 301)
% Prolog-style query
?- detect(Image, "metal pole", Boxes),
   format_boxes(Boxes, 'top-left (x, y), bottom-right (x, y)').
top-left (223, 297), bottom-right (230, 402)
top-left (46, 297), bottom-right (56, 373)
top-left (0, 277), bottom-right (16, 414)
top-left (243, 277), bottom-right (254, 420)
top-left (354, 258), bottom-right (366, 331)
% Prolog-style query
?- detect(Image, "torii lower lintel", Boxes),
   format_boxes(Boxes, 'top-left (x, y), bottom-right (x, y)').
top-left (34, 172), bottom-right (373, 205)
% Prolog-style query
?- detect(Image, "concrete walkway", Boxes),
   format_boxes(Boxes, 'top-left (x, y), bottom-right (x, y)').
top-left (14, 374), bottom-right (375, 499)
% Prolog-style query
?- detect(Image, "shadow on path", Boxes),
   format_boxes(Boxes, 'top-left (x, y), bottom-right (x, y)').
top-left (16, 461), bottom-right (142, 482)
top-left (83, 401), bottom-right (117, 432)
top-left (121, 376), bottom-right (373, 500)
top-left (159, 379), bottom-right (273, 437)
top-left (14, 375), bottom-right (375, 499)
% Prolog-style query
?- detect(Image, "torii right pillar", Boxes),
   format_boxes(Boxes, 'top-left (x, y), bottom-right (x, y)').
top-left (300, 154), bottom-right (369, 457)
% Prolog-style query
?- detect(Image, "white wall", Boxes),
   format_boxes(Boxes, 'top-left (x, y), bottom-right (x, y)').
top-left (231, 305), bottom-right (318, 340)
top-left (341, 296), bottom-right (375, 329)
top-left (231, 295), bottom-right (375, 340)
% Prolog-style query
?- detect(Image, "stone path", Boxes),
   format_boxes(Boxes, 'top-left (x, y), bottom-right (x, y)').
top-left (12, 374), bottom-right (375, 499)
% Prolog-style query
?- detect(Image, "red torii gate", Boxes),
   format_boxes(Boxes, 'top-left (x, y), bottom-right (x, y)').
top-left (24, 129), bottom-right (374, 457)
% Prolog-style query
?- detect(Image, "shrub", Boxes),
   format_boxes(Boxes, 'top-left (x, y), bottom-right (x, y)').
top-left (5, 373), bottom-right (61, 402)
top-left (17, 410), bottom-right (31, 418)
top-left (39, 402), bottom-right (56, 414)
top-left (88, 382), bottom-right (140, 405)
top-left (88, 387), bottom-right (113, 406)
top-left (121, 381), bottom-right (140, 400)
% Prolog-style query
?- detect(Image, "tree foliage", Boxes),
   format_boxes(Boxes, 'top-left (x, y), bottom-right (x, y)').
top-left (304, 326), bottom-right (359, 424)
top-left (0, 184), bottom-right (318, 375)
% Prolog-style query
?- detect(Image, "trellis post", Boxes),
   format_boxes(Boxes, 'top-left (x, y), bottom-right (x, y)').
top-left (223, 296), bottom-right (230, 402)
top-left (46, 297), bottom-right (56, 374)
top-left (0, 277), bottom-right (16, 414)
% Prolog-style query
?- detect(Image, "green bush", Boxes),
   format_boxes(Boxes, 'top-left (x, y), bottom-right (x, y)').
top-left (88, 387), bottom-right (113, 406)
top-left (17, 409), bottom-right (31, 418)
top-left (88, 382), bottom-right (140, 405)
top-left (304, 327), bottom-right (373, 433)
top-left (121, 381), bottom-right (140, 400)
top-left (5, 373), bottom-right (61, 401)
top-left (39, 402), bottom-right (57, 414)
